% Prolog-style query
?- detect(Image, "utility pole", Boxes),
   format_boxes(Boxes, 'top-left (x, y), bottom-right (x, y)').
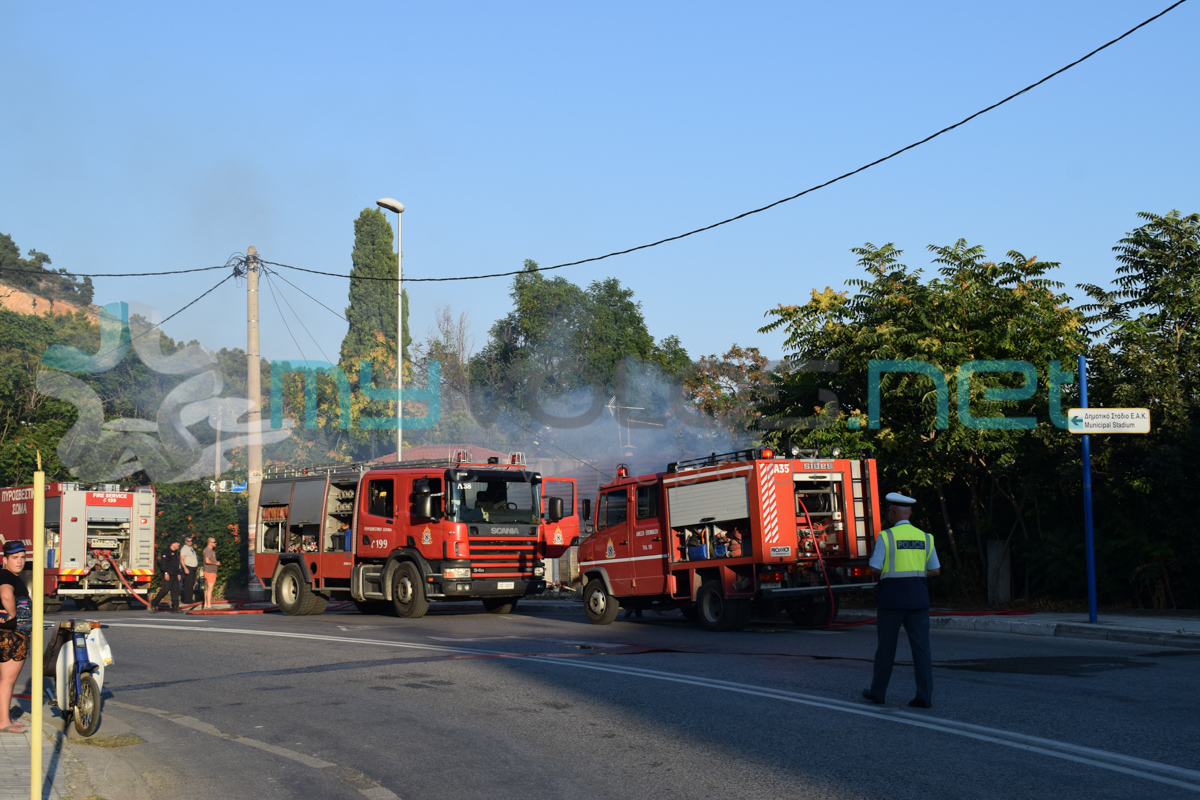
top-left (246, 246), bottom-right (263, 599)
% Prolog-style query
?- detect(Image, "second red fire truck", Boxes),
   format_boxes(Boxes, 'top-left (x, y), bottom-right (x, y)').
top-left (578, 448), bottom-right (881, 631)
top-left (254, 452), bottom-right (578, 617)
top-left (0, 482), bottom-right (156, 611)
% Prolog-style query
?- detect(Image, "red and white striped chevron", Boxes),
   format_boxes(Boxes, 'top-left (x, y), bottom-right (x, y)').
top-left (758, 462), bottom-right (780, 544)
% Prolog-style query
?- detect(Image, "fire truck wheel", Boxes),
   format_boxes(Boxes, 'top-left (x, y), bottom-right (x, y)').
top-left (276, 564), bottom-right (317, 616)
top-left (582, 578), bottom-right (619, 625)
top-left (307, 594), bottom-right (329, 615)
top-left (697, 581), bottom-right (741, 632)
top-left (482, 597), bottom-right (519, 614)
top-left (43, 596), bottom-right (63, 614)
top-left (391, 562), bottom-right (429, 619)
top-left (785, 594), bottom-right (839, 627)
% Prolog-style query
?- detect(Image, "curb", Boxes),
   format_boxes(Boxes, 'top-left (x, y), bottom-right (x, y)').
top-left (836, 608), bottom-right (1200, 650)
top-left (501, 601), bottom-right (1200, 649)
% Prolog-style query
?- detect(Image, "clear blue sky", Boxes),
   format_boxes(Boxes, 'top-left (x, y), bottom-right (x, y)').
top-left (1, 1), bottom-right (1196, 366)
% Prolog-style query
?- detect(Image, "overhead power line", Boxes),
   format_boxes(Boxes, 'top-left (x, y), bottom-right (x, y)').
top-left (263, 0), bottom-right (1189, 285)
top-left (0, 263), bottom-right (231, 279)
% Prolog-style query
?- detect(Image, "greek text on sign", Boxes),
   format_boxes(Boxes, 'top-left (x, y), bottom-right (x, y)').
top-left (1067, 408), bottom-right (1150, 434)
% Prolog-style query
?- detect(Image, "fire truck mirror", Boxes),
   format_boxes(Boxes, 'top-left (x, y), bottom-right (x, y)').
top-left (581, 498), bottom-right (591, 524)
top-left (546, 496), bottom-right (564, 522)
top-left (412, 495), bottom-right (435, 520)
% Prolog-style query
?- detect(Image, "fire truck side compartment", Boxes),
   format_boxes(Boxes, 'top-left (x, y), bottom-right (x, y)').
top-left (59, 491), bottom-right (88, 570)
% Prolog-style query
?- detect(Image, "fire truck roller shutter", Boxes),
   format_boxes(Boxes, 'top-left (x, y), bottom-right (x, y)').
top-left (131, 491), bottom-right (155, 570)
top-left (666, 478), bottom-right (750, 529)
top-left (259, 481), bottom-right (294, 507)
top-left (287, 477), bottom-right (329, 546)
top-left (60, 491), bottom-right (88, 571)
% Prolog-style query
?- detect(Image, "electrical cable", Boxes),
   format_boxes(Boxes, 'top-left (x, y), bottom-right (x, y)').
top-left (261, 268), bottom-right (311, 365)
top-left (67, 271), bottom-right (237, 370)
top-left (263, 267), bottom-right (346, 322)
top-left (262, 269), bottom-right (335, 365)
top-left (260, 0), bottom-right (1189, 285)
top-left (0, 263), bottom-right (232, 279)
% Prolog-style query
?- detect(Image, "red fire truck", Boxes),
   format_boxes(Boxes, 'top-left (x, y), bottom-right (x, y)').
top-left (0, 482), bottom-right (156, 611)
top-left (578, 448), bottom-right (881, 631)
top-left (253, 452), bottom-right (578, 617)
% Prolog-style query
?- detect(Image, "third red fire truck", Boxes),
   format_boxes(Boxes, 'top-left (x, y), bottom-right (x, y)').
top-left (0, 482), bottom-right (156, 611)
top-left (578, 448), bottom-right (881, 631)
top-left (254, 452), bottom-right (578, 617)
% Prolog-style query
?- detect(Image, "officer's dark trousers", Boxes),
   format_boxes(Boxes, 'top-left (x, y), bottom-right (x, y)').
top-left (870, 607), bottom-right (933, 703)
top-left (181, 571), bottom-right (197, 605)
top-left (151, 576), bottom-right (180, 610)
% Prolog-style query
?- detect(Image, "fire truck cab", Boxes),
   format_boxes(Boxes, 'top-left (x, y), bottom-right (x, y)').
top-left (254, 452), bottom-right (578, 617)
top-left (0, 482), bottom-right (156, 611)
top-left (578, 448), bottom-right (880, 631)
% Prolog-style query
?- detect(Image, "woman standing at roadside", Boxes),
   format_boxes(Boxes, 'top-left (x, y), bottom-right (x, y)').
top-left (0, 540), bottom-right (32, 734)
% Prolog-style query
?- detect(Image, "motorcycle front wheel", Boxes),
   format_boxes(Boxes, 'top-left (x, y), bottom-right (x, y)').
top-left (72, 674), bottom-right (102, 737)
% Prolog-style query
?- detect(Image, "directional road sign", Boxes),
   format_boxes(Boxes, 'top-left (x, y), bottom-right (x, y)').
top-left (1067, 408), bottom-right (1150, 434)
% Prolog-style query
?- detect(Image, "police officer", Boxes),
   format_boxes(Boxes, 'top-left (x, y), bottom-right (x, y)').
top-left (862, 492), bottom-right (940, 708)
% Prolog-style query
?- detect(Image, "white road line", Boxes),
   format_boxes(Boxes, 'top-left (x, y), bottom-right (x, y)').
top-left (521, 657), bottom-right (1200, 793)
top-left (109, 700), bottom-right (399, 799)
top-left (103, 622), bottom-right (1200, 793)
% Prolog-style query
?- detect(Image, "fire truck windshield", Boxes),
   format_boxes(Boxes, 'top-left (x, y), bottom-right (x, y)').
top-left (447, 472), bottom-right (539, 524)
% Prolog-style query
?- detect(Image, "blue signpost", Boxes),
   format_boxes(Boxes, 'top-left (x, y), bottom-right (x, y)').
top-left (1079, 355), bottom-right (1098, 624)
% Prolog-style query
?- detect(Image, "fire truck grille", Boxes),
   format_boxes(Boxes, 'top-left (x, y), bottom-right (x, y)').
top-left (468, 526), bottom-right (538, 578)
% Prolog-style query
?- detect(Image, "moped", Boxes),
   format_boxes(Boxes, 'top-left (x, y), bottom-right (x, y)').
top-left (43, 619), bottom-right (113, 737)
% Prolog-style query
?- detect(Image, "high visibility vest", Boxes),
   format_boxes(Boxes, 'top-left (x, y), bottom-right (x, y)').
top-left (880, 524), bottom-right (931, 579)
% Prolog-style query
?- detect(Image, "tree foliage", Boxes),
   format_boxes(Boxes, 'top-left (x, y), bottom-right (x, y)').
top-left (0, 233), bottom-right (94, 306)
top-left (762, 240), bottom-right (1086, 597)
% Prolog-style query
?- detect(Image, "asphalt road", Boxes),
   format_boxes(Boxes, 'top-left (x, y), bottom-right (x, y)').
top-left (59, 603), bottom-right (1200, 800)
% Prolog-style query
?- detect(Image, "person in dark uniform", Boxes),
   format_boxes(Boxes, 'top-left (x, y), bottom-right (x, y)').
top-left (150, 540), bottom-right (183, 613)
top-left (862, 492), bottom-right (940, 708)
top-left (0, 540), bottom-right (32, 733)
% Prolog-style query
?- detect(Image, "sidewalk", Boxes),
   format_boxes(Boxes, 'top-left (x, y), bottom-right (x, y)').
top-left (2, 694), bottom-right (150, 800)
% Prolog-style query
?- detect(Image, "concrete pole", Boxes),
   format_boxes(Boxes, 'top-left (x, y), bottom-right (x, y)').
top-left (246, 247), bottom-right (263, 599)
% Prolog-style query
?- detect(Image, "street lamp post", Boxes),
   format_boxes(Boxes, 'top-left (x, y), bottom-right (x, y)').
top-left (376, 198), bottom-right (404, 460)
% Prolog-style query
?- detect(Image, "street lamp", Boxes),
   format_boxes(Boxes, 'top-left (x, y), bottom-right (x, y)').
top-left (376, 197), bottom-right (404, 460)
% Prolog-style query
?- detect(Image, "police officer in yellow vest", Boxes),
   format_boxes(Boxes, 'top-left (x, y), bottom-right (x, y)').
top-left (862, 492), bottom-right (940, 708)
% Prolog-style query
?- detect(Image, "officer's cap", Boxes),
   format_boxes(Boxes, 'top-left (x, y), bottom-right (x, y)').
top-left (885, 492), bottom-right (917, 507)
top-left (2, 540), bottom-right (27, 556)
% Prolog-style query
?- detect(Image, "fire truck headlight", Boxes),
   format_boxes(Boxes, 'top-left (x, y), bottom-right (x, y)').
top-left (533, 566), bottom-right (545, 577)
top-left (443, 568), bottom-right (471, 579)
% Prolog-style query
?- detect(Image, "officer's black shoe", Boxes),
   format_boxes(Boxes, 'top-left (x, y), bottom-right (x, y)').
top-left (908, 698), bottom-right (932, 709)
top-left (861, 689), bottom-right (884, 705)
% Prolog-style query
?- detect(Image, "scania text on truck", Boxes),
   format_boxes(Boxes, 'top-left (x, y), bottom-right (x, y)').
top-left (577, 448), bottom-right (881, 631)
top-left (0, 482), bottom-right (156, 611)
top-left (253, 452), bottom-right (578, 617)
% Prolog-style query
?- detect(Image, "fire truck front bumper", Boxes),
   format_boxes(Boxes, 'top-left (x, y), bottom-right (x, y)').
top-left (437, 578), bottom-right (546, 598)
top-left (759, 581), bottom-right (877, 599)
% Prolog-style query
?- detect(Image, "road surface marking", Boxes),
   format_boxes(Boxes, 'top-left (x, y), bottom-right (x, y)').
top-left (103, 622), bottom-right (1200, 793)
top-left (109, 700), bottom-right (399, 799)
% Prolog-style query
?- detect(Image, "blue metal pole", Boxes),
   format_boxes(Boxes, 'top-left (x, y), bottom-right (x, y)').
top-left (1079, 355), bottom-right (1098, 624)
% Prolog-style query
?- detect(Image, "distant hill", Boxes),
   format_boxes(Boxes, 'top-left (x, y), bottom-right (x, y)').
top-left (0, 279), bottom-right (99, 321)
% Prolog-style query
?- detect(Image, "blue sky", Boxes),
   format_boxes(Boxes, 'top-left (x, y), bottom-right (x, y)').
top-left (1, 1), bottom-right (1196, 366)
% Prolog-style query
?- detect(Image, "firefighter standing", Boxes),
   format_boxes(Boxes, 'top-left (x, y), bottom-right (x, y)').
top-left (150, 541), bottom-right (183, 613)
top-left (862, 493), bottom-right (940, 708)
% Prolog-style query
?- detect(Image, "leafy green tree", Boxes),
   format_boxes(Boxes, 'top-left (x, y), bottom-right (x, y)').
top-left (762, 241), bottom-right (1086, 595)
top-left (1079, 210), bottom-right (1200, 607)
top-left (469, 261), bottom-right (660, 421)
top-left (0, 233), bottom-right (93, 305)
top-left (336, 208), bottom-right (411, 456)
